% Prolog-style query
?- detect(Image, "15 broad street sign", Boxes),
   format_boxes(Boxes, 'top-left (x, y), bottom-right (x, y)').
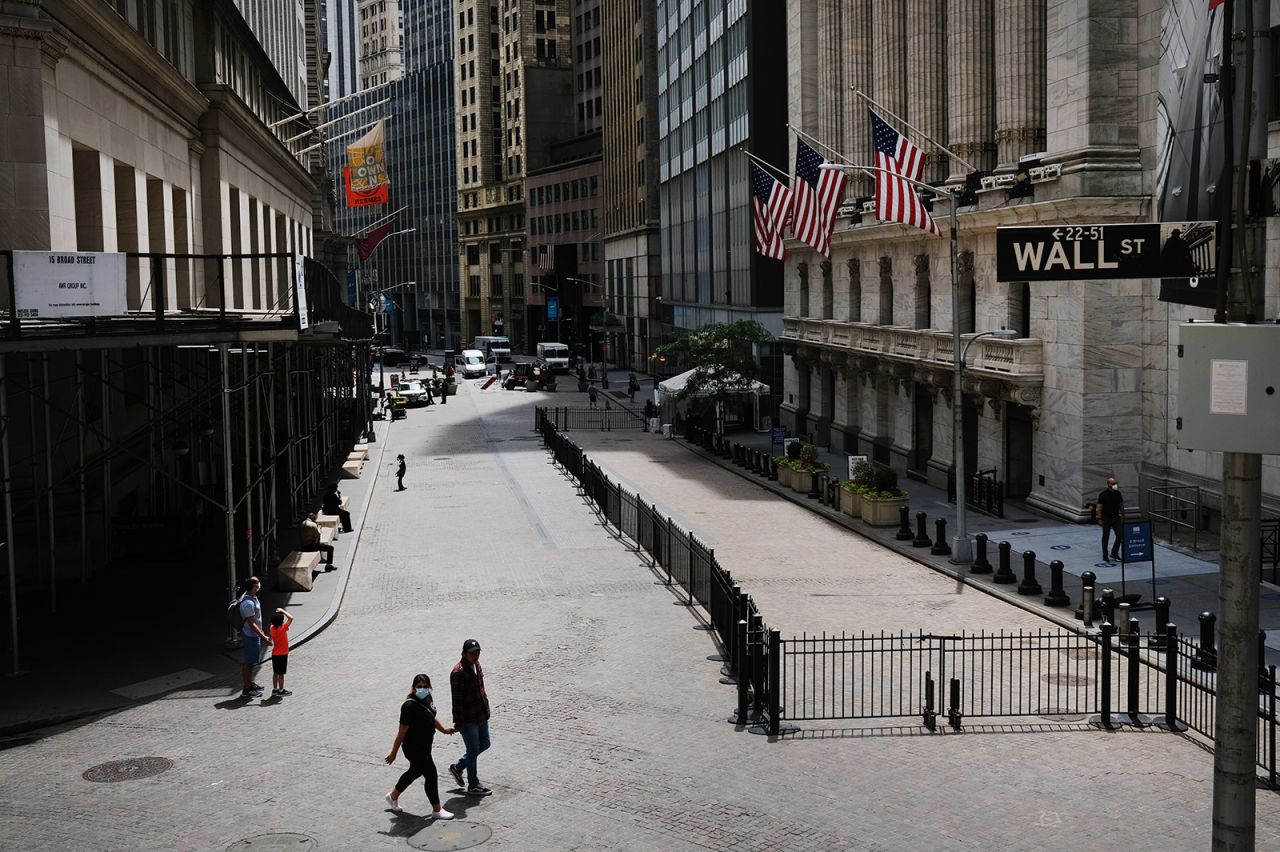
top-left (995, 222), bottom-right (1216, 291)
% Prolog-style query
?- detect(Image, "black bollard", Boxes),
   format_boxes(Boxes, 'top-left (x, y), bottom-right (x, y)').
top-left (1075, 571), bottom-right (1097, 620)
top-left (931, 519), bottom-right (951, 555)
top-left (808, 470), bottom-right (821, 499)
top-left (1044, 559), bottom-right (1070, 607)
top-left (992, 540), bottom-right (1016, 584)
top-left (1149, 597), bottom-right (1171, 649)
top-left (895, 506), bottom-right (914, 541)
top-left (1099, 587), bottom-right (1116, 626)
top-left (1192, 611), bottom-right (1217, 671)
top-left (971, 532), bottom-right (992, 574)
top-left (1017, 550), bottom-right (1043, 595)
top-left (1261, 630), bottom-right (1269, 688)
top-left (1082, 585), bottom-right (1096, 627)
top-left (767, 456), bottom-right (777, 481)
top-left (912, 511), bottom-right (932, 548)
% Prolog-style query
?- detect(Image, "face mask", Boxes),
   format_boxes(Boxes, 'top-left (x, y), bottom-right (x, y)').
top-left (415, 687), bottom-right (431, 700)
top-left (1110, 484), bottom-right (1119, 491)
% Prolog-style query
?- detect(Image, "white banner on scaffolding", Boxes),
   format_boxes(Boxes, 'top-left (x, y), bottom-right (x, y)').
top-left (11, 251), bottom-right (126, 318)
top-left (294, 253), bottom-right (309, 330)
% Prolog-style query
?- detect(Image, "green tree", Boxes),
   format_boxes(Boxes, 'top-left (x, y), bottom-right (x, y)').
top-left (656, 320), bottom-right (772, 420)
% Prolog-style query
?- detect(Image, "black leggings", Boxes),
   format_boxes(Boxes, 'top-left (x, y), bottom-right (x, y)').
top-left (395, 751), bottom-right (440, 806)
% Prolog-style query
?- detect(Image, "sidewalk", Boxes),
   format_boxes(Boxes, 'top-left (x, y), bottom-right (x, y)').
top-left (0, 420), bottom-right (394, 737)
top-left (565, 363), bottom-right (1280, 666)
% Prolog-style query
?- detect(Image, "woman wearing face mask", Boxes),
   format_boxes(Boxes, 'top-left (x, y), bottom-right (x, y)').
top-left (385, 673), bottom-right (457, 819)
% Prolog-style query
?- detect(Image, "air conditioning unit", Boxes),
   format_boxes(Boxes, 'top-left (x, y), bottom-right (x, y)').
top-left (1029, 163), bottom-right (1062, 182)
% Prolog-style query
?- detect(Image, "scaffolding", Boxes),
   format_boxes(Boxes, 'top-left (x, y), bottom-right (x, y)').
top-left (0, 252), bottom-right (372, 674)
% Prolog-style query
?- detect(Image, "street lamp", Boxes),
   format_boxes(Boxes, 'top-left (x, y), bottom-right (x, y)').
top-left (819, 161), bottom-right (980, 562)
top-left (955, 327), bottom-right (1019, 560)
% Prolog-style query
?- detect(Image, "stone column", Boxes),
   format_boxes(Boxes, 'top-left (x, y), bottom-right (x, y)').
top-left (945, 0), bottom-right (996, 181)
top-left (1044, 0), bottom-right (1141, 195)
top-left (872, 1), bottom-right (907, 119)
top-left (843, 1), bottom-right (874, 197)
top-left (787, 0), bottom-right (820, 167)
top-left (907, 0), bottom-right (948, 183)
top-left (818, 1), bottom-right (844, 157)
top-left (994, 0), bottom-right (1046, 172)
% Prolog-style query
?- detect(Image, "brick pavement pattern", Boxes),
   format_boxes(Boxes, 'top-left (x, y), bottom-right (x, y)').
top-left (1, 386), bottom-right (1279, 851)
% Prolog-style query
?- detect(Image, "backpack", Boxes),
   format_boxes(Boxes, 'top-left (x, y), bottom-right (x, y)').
top-left (227, 593), bottom-right (247, 634)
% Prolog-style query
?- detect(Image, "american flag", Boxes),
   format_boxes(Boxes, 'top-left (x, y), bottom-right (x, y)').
top-left (791, 139), bottom-right (846, 257)
top-left (870, 109), bottom-right (941, 237)
top-left (749, 162), bottom-right (793, 260)
top-left (537, 244), bottom-right (554, 272)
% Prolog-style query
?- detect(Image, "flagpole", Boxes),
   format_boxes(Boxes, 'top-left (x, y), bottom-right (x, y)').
top-left (738, 148), bottom-right (792, 184)
top-left (341, 205), bottom-right (408, 239)
top-left (852, 89), bottom-right (977, 174)
top-left (786, 124), bottom-right (855, 167)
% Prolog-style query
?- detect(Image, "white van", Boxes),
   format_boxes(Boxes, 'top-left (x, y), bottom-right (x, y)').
top-left (472, 335), bottom-right (512, 361)
top-left (456, 349), bottom-right (487, 378)
top-left (536, 342), bottom-right (570, 373)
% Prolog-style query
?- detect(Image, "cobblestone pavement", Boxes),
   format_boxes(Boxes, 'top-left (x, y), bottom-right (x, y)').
top-left (2, 386), bottom-right (1279, 851)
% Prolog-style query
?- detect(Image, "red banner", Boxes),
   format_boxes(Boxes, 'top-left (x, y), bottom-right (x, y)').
top-left (345, 166), bottom-right (388, 208)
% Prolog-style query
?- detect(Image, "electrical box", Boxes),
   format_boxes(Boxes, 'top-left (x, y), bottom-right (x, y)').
top-left (1175, 323), bottom-right (1280, 453)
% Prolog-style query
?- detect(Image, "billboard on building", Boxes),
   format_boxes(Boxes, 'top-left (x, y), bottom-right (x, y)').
top-left (10, 251), bottom-right (126, 318)
top-left (345, 120), bottom-right (390, 207)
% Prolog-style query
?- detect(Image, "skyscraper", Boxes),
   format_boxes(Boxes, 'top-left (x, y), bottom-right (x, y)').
top-left (358, 0), bottom-right (404, 88)
top-left (324, 0), bottom-right (361, 100)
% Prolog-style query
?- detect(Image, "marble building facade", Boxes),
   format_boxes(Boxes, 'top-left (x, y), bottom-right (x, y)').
top-left (781, 0), bottom-right (1280, 524)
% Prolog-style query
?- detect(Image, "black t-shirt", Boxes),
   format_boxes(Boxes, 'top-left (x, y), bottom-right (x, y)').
top-left (322, 492), bottom-right (341, 514)
top-left (399, 697), bottom-right (437, 754)
top-left (1097, 488), bottom-right (1124, 519)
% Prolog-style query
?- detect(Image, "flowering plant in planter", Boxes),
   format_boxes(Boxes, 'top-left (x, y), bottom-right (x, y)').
top-left (859, 466), bottom-right (909, 525)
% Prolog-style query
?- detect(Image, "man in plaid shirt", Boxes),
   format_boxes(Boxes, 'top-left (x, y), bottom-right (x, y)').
top-left (447, 639), bottom-right (492, 795)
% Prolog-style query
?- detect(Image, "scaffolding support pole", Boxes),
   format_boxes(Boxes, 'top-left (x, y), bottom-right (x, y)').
top-left (221, 344), bottom-right (239, 647)
top-left (27, 356), bottom-right (44, 581)
top-left (241, 347), bottom-right (253, 574)
top-left (76, 352), bottom-right (86, 583)
top-left (2, 355), bottom-right (20, 675)
top-left (42, 354), bottom-right (56, 613)
top-left (101, 351), bottom-right (112, 566)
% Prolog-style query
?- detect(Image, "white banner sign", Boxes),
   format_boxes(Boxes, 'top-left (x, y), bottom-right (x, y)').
top-left (294, 254), bottom-right (309, 330)
top-left (847, 455), bottom-right (868, 480)
top-left (12, 251), bottom-right (126, 318)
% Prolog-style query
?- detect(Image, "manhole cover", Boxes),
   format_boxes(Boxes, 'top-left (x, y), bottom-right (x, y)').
top-left (82, 757), bottom-right (173, 783)
top-left (1035, 707), bottom-right (1087, 722)
top-left (407, 821), bottom-right (493, 851)
top-left (227, 834), bottom-right (317, 852)
top-left (1060, 647), bottom-right (1096, 661)
top-left (1041, 673), bottom-right (1094, 687)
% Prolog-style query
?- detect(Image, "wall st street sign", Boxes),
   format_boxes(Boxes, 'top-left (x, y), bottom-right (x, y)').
top-left (995, 222), bottom-right (1217, 301)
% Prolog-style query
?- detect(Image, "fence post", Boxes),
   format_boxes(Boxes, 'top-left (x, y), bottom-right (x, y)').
top-left (1192, 611), bottom-right (1217, 671)
top-left (1082, 586), bottom-right (1095, 627)
top-left (993, 540), bottom-right (1016, 584)
top-left (1270, 665), bottom-right (1278, 788)
top-left (923, 672), bottom-right (936, 731)
top-left (1092, 622), bottom-right (1118, 730)
top-left (748, 611), bottom-right (764, 723)
top-left (731, 619), bottom-right (750, 725)
top-left (765, 628), bottom-right (796, 735)
top-left (971, 532), bottom-right (992, 573)
top-left (895, 506), bottom-right (914, 541)
top-left (931, 519), bottom-right (951, 556)
top-left (1100, 588), bottom-right (1116, 626)
top-left (912, 511), bottom-right (932, 548)
top-left (1125, 617), bottom-right (1148, 726)
top-left (948, 678), bottom-right (963, 731)
top-left (1044, 560), bottom-right (1070, 607)
top-left (1075, 570), bottom-right (1097, 620)
top-left (1157, 623), bottom-right (1187, 732)
top-left (1016, 550), bottom-right (1042, 595)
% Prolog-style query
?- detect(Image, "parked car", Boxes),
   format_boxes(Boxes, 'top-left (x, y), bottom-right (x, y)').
top-left (396, 380), bottom-right (430, 407)
top-left (375, 347), bottom-right (407, 366)
top-left (456, 349), bottom-right (487, 378)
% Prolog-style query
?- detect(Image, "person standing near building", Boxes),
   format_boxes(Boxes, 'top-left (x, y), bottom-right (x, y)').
top-left (1097, 475), bottom-right (1125, 562)
top-left (396, 455), bottom-right (406, 491)
top-left (447, 639), bottom-right (492, 796)
top-left (588, 384), bottom-right (598, 409)
top-left (236, 576), bottom-right (272, 699)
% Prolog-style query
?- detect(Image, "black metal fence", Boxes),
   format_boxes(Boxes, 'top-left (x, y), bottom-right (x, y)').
top-left (946, 468), bottom-right (1006, 518)
top-left (536, 407), bottom-right (1279, 784)
top-left (1263, 518), bottom-right (1280, 585)
top-left (540, 405), bottom-right (645, 432)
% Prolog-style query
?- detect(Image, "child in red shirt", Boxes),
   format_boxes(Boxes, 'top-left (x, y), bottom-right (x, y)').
top-left (269, 608), bottom-right (294, 697)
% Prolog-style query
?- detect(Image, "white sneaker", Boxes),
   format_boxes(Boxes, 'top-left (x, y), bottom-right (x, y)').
top-left (385, 792), bottom-right (402, 812)
top-left (431, 808), bottom-right (454, 820)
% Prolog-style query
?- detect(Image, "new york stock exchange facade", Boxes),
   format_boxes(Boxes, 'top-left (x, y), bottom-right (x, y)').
top-left (779, 0), bottom-right (1280, 525)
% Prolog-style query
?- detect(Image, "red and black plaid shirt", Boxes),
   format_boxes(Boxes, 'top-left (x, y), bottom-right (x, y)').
top-left (450, 659), bottom-right (490, 723)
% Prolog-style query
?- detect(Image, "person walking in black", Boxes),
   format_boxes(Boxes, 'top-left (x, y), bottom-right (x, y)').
top-left (588, 385), bottom-right (598, 409)
top-left (384, 673), bottom-right (456, 819)
top-left (1097, 475), bottom-right (1125, 562)
top-left (323, 483), bottom-right (353, 532)
top-left (627, 373), bottom-right (638, 403)
top-left (396, 454), bottom-right (407, 491)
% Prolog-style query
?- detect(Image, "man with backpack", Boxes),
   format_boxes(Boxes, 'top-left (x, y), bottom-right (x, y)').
top-left (232, 576), bottom-right (272, 698)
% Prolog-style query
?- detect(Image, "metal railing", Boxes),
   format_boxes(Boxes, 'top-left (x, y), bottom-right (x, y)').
top-left (535, 407), bottom-right (1280, 782)
top-left (1263, 518), bottom-right (1280, 585)
top-left (1146, 485), bottom-right (1202, 552)
top-left (540, 405), bottom-right (644, 432)
top-left (946, 468), bottom-right (1006, 518)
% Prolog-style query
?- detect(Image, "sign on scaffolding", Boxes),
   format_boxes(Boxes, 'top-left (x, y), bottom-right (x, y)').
top-left (294, 254), bottom-right (309, 329)
top-left (10, 251), bottom-right (126, 318)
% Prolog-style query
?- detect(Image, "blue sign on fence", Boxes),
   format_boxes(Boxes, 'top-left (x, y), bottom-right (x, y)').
top-left (771, 426), bottom-right (786, 446)
top-left (1122, 520), bottom-right (1153, 563)
top-left (547, 295), bottom-right (558, 321)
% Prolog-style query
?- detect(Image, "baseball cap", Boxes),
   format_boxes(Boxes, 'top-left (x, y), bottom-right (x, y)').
top-left (462, 639), bottom-right (481, 653)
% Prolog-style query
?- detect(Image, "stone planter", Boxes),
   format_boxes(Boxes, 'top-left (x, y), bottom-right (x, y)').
top-left (791, 468), bottom-right (813, 494)
top-left (775, 464), bottom-right (793, 489)
top-left (839, 487), bottom-right (862, 518)
top-left (861, 495), bottom-right (909, 526)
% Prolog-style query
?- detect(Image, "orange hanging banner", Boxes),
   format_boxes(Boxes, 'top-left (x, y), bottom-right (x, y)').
top-left (345, 121), bottom-right (390, 207)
